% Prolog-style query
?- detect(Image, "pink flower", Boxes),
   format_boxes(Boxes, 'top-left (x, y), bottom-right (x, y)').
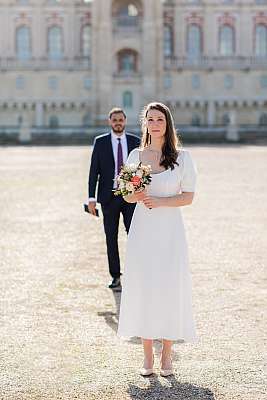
top-left (131, 176), bottom-right (141, 186)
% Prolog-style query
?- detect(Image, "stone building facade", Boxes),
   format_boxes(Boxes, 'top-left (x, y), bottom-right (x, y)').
top-left (0, 0), bottom-right (267, 140)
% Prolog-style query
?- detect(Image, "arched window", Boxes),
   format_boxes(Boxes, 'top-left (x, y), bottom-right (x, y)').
top-left (255, 25), bottom-right (267, 56)
top-left (219, 25), bottom-right (234, 56)
top-left (123, 91), bottom-right (133, 108)
top-left (118, 49), bottom-right (137, 73)
top-left (48, 26), bottom-right (63, 60)
top-left (164, 25), bottom-right (174, 57)
top-left (49, 115), bottom-right (59, 128)
top-left (259, 113), bottom-right (267, 126)
top-left (16, 26), bottom-right (31, 60)
top-left (81, 25), bottom-right (91, 57)
top-left (187, 25), bottom-right (202, 57)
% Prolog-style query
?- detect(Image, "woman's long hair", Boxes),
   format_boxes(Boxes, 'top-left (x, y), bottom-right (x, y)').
top-left (140, 102), bottom-right (182, 170)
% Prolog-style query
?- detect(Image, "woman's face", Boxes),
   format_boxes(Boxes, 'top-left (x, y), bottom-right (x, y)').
top-left (146, 109), bottom-right (167, 140)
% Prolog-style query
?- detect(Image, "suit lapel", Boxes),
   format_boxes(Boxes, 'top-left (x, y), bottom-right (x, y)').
top-left (126, 133), bottom-right (132, 155)
top-left (107, 133), bottom-right (115, 170)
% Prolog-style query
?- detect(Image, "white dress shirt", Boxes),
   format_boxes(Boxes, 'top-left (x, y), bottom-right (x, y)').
top-left (89, 130), bottom-right (128, 202)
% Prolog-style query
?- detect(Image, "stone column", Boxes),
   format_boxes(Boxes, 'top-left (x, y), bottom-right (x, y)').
top-left (205, 4), bottom-right (216, 56)
top-left (226, 109), bottom-right (240, 142)
top-left (239, 8), bottom-right (251, 56)
top-left (92, 0), bottom-right (113, 125)
top-left (19, 113), bottom-right (31, 143)
top-left (142, 0), bottom-right (162, 103)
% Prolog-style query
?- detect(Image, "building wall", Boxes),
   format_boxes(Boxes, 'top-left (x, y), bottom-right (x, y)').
top-left (0, 0), bottom-right (266, 131)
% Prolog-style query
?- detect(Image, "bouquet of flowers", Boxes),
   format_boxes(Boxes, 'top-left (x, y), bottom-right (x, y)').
top-left (113, 162), bottom-right (152, 196)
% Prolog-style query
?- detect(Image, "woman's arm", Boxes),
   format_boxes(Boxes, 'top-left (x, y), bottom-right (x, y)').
top-left (143, 192), bottom-right (194, 209)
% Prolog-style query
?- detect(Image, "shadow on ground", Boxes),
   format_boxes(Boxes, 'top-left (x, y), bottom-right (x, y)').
top-left (127, 375), bottom-right (215, 399)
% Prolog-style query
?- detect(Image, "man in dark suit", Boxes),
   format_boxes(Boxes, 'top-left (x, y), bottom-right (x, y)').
top-left (88, 108), bottom-right (140, 289)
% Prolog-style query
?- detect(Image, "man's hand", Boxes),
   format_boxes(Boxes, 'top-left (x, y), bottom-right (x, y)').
top-left (88, 201), bottom-right (97, 216)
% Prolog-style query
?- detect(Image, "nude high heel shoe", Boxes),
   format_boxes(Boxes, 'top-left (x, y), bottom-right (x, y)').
top-left (160, 355), bottom-right (173, 377)
top-left (140, 354), bottom-right (154, 376)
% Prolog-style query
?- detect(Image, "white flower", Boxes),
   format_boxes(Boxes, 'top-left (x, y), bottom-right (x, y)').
top-left (136, 169), bottom-right (143, 178)
top-left (126, 182), bottom-right (134, 192)
top-left (128, 163), bottom-right (138, 172)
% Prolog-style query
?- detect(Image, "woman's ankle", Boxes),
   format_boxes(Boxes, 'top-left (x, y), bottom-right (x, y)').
top-left (143, 354), bottom-right (154, 368)
top-left (160, 351), bottom-right (172, 363)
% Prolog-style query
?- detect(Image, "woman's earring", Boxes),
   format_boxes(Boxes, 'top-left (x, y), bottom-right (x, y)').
top-left (149, 134), bottom-right (151, 145)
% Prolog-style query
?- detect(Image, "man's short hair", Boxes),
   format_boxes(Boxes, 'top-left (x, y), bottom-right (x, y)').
top-left (109, 107), bottom-right (126, 120)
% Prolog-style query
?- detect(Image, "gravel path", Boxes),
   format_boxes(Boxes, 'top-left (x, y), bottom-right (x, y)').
top-left (0, 145), bottom-right (266, 400)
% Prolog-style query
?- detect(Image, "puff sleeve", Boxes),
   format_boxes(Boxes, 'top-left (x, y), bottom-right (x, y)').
top-left (181, 150), bottom-right (197, 192)
top-left (125, 148), bottom-right (140, 166)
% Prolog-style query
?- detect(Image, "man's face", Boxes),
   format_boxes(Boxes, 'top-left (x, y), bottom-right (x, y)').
top-left (109, 112), bottom-right (126, 135)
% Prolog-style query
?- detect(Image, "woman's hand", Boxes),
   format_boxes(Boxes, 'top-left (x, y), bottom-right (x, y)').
top-left (135, 188), bottom-right (147, 202)
top-left (142, 196), bottom-right (163, 209)
top-left (123, 188), bottom-right (147, 203)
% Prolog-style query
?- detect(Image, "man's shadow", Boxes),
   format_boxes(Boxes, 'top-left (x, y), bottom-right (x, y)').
top-left (97, 290), bottom-right (140, 344)
top-left (98, 291), bottom-right (215, 400)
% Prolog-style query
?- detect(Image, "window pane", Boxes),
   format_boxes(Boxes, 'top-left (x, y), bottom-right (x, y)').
top-left (192, 74), bottom-right (200, 89)
top-left (255, 25), bottom-right (267, 56)
top-left (123, 91), bottom-right (133, 108)
top-left (191, 114), bottom-right (201, 126)
top-left (220, 25), bottom-right (234, 55)
top-left (16, 75), bottom-right (25, 89)
top-left (164, 26), bottom-right (173, 57)
top-left (259, 113), bottom-right (267, 126)
top-left (16, 26), bottom-right (31, 60)
top-left (48, 26), bottom-right (63, 60)
top-left (224, 74), bottom-right (234, 89)
top-left (49, 115), bottom-right (59, 128)
top-left (188, 25), bottom-right (201, 57)
top-left (82, 25), bottom-right (91, 57)
top-left (119, 52), bottom-right (136, 72)
top-left (164, 75), bottom-right (172, 89)
top-left (84, 77), bottom-right (92, 90)
top-left (222, 114), bottom-right (230, 125)
top-left (260, 75), bottom-right (267, 88)
top-left (83, 112), bottom-right (92, 126)
top-left (48, 76), bottom-right (59, 90)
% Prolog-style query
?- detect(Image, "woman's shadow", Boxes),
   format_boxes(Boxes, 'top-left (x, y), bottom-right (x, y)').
top-left (98, 291), bottom-right (215, 400)
top-left (127, 376), bottom-right (215, 400)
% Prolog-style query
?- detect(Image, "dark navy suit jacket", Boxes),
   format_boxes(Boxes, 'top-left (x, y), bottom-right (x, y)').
top-left (88, 132), bottom-right (140, 205)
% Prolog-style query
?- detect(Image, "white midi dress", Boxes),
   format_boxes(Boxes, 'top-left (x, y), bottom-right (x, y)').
top-left (117, 148), bottom-right (198, 342)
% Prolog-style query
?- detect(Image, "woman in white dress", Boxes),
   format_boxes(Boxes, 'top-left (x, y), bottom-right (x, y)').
top-left (117, 102), bottom-right (197, 377)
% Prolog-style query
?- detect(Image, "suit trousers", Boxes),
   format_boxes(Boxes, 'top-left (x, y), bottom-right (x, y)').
top-left (101, 194), bottom-right (136, 279)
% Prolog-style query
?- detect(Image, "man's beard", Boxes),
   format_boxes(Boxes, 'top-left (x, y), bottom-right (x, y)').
top-left (113, 125), bottom-right (124, 134)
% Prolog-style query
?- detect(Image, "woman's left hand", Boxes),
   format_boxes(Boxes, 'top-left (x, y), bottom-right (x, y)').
top-left (142, 196), bottom-right (163, 209)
